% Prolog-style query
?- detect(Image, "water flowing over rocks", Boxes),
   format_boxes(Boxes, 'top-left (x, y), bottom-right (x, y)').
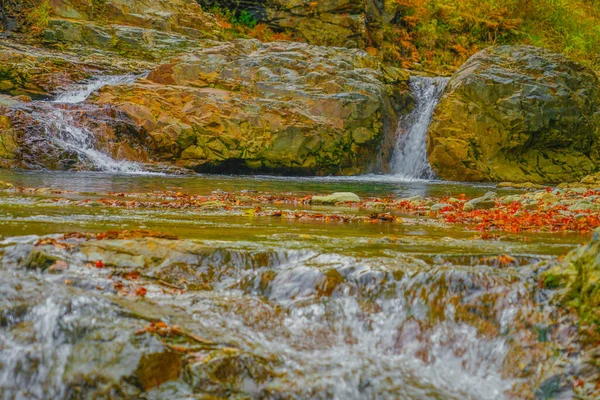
top-left (427, 46), bottom-right (600, 183)
top-left (2, 0), bottom-right (600, 397)
top-left (392, 76), bottom-right (448, 180)
top-left (93, 39), bottom-right (412, 175)
top-left (0, 229), bottom-right (585, 398)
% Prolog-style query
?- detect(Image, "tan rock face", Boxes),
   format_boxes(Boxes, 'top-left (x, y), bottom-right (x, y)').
top-left (427, 46), bottom-right (600, 183)
top-left (194, 0), bottom-right (429, 68)
top-left (93, 39), bottom-right (411, 175)
top-left (50, 0), bottom-right (221, 37)
top-left (0, 45), bottom-right (90, 98)
top-left (33, 0), bottom-right (223, 60)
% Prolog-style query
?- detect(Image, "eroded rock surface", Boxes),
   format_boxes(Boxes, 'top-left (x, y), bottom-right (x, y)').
top-left (93, 39), bottom-right (411, 174)
top-left (427, 46), bottom-right (600, 183)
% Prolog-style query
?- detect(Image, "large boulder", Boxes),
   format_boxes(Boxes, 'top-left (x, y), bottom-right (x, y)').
top-left (92, 39), bottom-right (412, 175)
top-left (427, 46), bottom-right (600, 183)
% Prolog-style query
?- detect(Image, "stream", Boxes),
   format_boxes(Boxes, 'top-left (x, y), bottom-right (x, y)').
top-left (0, 171), bottom-right (590, 399)
top-left (0, 75), bottom-right (593, 399)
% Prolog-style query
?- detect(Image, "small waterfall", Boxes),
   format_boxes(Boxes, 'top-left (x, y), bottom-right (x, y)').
top-left (392, 76), bottom-right (449, 180)
top-left (37, 74), bottom-right (144, 173)
top-left (53, 74), bottom-right (140, 104)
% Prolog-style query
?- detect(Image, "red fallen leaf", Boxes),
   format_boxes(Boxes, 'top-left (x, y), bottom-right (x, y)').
top-left (573, 378), bottom-right (585, 388)
top-left (124, 271), bottom-right (140, 280)
top-left (497, 254), bottom-right (517, 266)
top-left (135, 287), bottom-right (147, 297)
top-left (95, 260), bottom-right (104, 269)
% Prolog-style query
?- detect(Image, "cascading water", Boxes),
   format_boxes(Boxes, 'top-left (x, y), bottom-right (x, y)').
top-left (33, 74), bottom-right (145, 173)
top-left (392, 77), bottom-right (449, 180)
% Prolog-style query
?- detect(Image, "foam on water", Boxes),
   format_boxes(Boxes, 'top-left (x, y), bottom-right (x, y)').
top-left (392, 77), bottom-right (449, 180)
top-left (37, 74), bottom-right (148, 174)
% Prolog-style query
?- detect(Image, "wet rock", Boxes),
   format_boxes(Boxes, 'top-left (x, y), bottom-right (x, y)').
top-left (533, 192), bottom-right (559, 204)
top-left (364, 201), bottom-right (386, 210)
top-left (430, 203), bottom-right (453, 211)
top-left (0, 180), bottom-right (14, 189)
top-left (1, 100), bottom-right (151, 170)
top-left (501, 194), bottom-right (522, 204)
top-left (79, 237), bottom-right (213, 269)
top-left (42, 20), bottom-right (198, 61)
top-left (94, 40), bottom-right (411, 175)
top-left (310, 192), bottom-right (361, 205)
top-left (185, 347), bottom-right (276, 396)
top-left (463, 191), bottom-right (497, 212)
top-left (0, 115), bottom-right (18, 169)
top-left (580, 171), bottom-right (600, 186)
top-left (135, 351), bottom-right (183, 391)
top-left (44, 0), bottom-right (222, 46)
top-left (428, 46), bottom-right (600, 183)
top-left (567, 201), bottom-right (600, 212)
top-left (544, 228), bottom-right (600, 327)
top-left (535, 374), bottom-right (571, 400)
top-left (0, 44), bottom-right (90, 98)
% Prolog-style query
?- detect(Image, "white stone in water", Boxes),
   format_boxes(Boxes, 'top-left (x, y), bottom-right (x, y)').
top-left (310, 192), bottom-right (361, 204)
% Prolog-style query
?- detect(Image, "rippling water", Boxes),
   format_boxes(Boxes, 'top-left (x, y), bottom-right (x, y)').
top-left (0, 171), bottom-right (588, 399)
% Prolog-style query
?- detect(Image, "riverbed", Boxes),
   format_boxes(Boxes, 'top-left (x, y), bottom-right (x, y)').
top-left (0, 171), bottom-right (594, 399)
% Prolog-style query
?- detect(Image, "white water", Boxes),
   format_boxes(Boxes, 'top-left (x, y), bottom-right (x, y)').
top-left (392, 77), bottom-right (449, 180)
top-left (39, 74), bottom-right (145, 173)
top-left (53, 74), bottom-right (140, 104)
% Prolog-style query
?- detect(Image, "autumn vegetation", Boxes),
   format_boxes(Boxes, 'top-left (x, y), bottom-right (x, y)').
top-left (386, 0), bottom-right (600, 71)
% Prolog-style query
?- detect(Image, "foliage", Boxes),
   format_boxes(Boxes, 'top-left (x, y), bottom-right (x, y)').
top-left (26, 0), bottom-right (51, 35)
top-left (209, 5), bottom-right (294, 42)
top-left (384, 0), bottom-right (600, 71)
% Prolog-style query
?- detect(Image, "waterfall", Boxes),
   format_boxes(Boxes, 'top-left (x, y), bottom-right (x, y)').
top-left (36, 74), bottom-right (145, 173)
top-left (392, 76), bottom-right (449, 180)
top-left (53, 74), bottom-right (140, 104)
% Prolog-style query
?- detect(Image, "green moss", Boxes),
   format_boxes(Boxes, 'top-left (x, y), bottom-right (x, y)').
top-left (26, 0), bottom-right (51, 32)
top-left (543, 229), bottom-right (600, 328)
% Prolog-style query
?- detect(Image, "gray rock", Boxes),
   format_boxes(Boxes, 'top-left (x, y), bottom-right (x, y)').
top-left (431, 203), bottom-right (453, 211)
top-left (463, 191), bottom-right (497, 212)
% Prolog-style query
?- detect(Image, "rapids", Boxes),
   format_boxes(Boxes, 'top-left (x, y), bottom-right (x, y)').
top-left (0, 172), bottom-right (590, 399)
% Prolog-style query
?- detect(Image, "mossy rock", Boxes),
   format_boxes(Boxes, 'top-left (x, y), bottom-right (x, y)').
top-left (543, 229), bottom-right (600, 328)
top-left (94, 39), bottom-right (413, 175)
top-left (428, 46), bottom-right (600, 183)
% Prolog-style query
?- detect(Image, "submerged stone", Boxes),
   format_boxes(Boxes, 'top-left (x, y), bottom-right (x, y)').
top-left (136, 351), bottom-right (183, 391)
